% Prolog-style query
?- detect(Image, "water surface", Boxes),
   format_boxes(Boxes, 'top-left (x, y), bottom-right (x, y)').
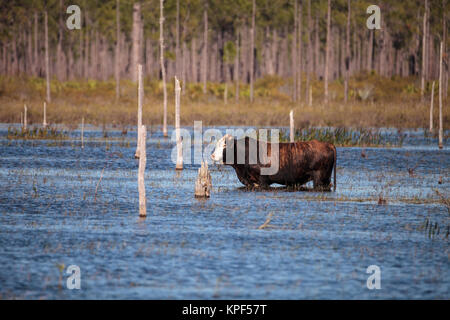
top-left (0, 125), bottom-right (448, 299)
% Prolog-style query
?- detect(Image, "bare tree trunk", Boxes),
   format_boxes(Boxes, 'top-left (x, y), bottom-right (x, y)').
top-left (181, 16), bottom-right (188, 92)
top-left (131, 2), bottom-right (141, 82)
top-left (79, 28), bottom-right (83, 78)
top-left (324, 0), bottom-right (331, 104)
top-left (290, 110), bottom-right (294, 142)
top-left (242, 26), bottom-right (248, 81)
top-left (430, 81), bottom-right (435, 132)
top-left (250, 0), bottom-right (256, 103)
top-left (344, 0), bottom-right (350, 103)
top-left (9, 42), bottom-right (16, 72)
top-left (272, 29), bottom-right (278, 76)
top-left (443, 0), bottom-right (448, 99)
top-left (426, 8), bottom-right (431, 80)
top-left (67, 43), bottom-right (74, 80)
top-left (421, 0), bottom-right (428, 99)
top-left (175, 77), bottom-right (183, 170)
top-left (115, 0), bottom-right (120, 100)
top-left (0, 42), bottom-right (2, 75)
top-left (379, 18), bottom-right (385, 77)
top-left (138, 125), bottom-right (147, 217)
top-left (438, 42), bottom-right (443, 149)
top-left (21, 31), bottom-right (26, 74)
top-left (145, 38), bottom-right (152, 77)
top-left (27, 24), bottom-right (33, 75)
top-left (292, 0), bottom-right (298, 103)
top-left (182, 40), bottom-right (187, 92)
top-left (135, 64), bottom-right (144, 159)
top-left (84, 12), bottom-right (89, 79)
top-left (367, 30), bottom-right (373, 71)
top-left (34, 12), bottom-right (39, 76)
top-left (235, 29), bottom-right (240, 103)
top-left (202, 4), bottom-right (208, 94)
top-left (90, 29), bottom-right (96, 78)
top-left (44, 11), bottom-right (51, 103)
top-left (297, 1), bottom-right (303, 103)
top-left (160, 0), bottom-right (168, 137)
top-left (314, 14), bottom-right (319, 77)
top-left (191, 37), bottom-right (197, 82)
top-left (305, 0), bottom-right (311, 104)
top-left (56, 0), bottom-right (63, 81)
top-left (176, 0), bottom-right (180, 78)
top-left (23, 105), bottom-right (27, 131)
top-left (43, 102), bottom-right (47, 128)
top-left (81, 116), bottom-right (84, 149)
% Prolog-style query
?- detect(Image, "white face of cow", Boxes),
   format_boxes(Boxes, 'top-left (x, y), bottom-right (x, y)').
top-left (211, 134), bottom-right (231, 162)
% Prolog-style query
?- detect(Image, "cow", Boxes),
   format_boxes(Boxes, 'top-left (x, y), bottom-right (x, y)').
top-left (211, 134), bottom-right (337, 191)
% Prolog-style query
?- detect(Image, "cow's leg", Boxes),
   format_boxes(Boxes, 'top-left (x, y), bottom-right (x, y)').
top-left (232, 166), bottom-right (253, 188)
top-left (313, 170), bottom-right (332, 191)
top-left (236, 173), bottom-right (253, 188)
top-left (257, 175), bottom-right (271, 189)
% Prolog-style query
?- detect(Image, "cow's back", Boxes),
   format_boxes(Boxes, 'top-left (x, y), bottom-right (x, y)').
top-left (268, 140), bottom-right (336, 185)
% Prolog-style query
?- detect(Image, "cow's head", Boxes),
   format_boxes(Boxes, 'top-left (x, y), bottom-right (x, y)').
top-left (211, 134), bottom-right (232, 163)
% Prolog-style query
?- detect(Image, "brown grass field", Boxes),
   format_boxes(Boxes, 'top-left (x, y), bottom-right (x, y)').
top-left (0, 73), bottom-right (448, 130)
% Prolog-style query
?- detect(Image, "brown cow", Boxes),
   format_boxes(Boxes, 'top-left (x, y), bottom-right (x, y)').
top-left (211, 134), bottom-right (337, 191)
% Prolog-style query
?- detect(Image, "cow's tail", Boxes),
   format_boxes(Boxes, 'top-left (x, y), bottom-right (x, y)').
top-left (333, 146), bottom-right (337, 192)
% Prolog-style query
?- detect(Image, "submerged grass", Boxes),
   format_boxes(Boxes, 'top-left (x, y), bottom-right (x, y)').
top-left (259, 192), bottom-right (449, 206)
top-left (7, 126), bottom-right (67, 140)
top-left (279, 127), bottom-right (404, 147)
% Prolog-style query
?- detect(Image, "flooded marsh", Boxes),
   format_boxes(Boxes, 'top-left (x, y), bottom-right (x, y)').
top-left (0, 125), bottom-right (448, 299)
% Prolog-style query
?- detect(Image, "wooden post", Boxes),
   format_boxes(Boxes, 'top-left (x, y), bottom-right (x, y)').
top-left (23, 104), bottom-right (27, 131)
top-left (175, 76), bottom-right (183, 170)
top-left (43, 102), bottom-right (47, 128)
top-left (439, 41), bottom-right (443, 149)
top-left (138, 125), bottom-right (147, 217)
top-left (289, 110), bottom-right (294, 142)
top-left (430, 81), bottom-right (435, 133)
top-left (195, 161), bottom-right (212, 198)
top-left (135, 64), bottom-right (143, 158)
top-left (81, 117), bottom-right (84, 149)
top-left (20, 112), bottom-right (23, 129)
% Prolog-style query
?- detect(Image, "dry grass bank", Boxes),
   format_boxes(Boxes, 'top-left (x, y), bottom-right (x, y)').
top-left (0, 74), bottom-right (448, 129)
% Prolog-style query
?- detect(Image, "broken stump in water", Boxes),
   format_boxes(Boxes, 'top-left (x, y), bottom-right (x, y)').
top-left (195, 161), bottom-right (212, 198)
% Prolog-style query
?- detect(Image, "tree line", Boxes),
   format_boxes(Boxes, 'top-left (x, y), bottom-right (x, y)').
top-left (0, 0), bottom-right (448, 102)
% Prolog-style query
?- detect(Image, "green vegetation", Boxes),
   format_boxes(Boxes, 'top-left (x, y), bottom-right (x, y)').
top-left (279, 127), bottom-right (404, 147)
top-left (7, 126), bottom-right (67, 140)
